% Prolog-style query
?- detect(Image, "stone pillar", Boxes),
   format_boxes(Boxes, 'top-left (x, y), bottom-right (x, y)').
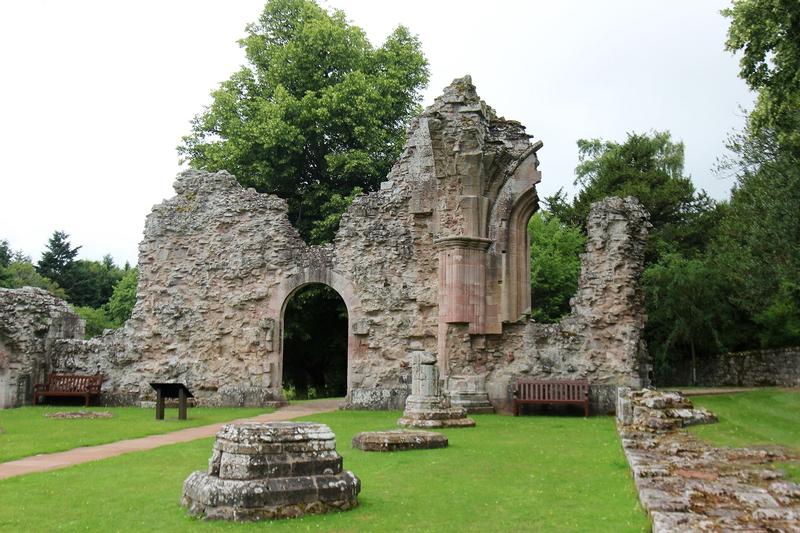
top-left (436, 237), bottom-right (492, 334)
top-left (398, 351), bottom-right (475, 428)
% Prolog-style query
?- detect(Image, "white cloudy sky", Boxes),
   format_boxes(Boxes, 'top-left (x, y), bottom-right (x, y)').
top-left (0, 0), bottom-right (752, 266)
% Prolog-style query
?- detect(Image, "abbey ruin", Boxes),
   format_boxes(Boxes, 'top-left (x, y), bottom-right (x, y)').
top-left (0, 77), bottom-right (652, 412)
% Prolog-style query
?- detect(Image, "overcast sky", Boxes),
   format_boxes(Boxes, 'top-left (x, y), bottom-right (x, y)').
top-left (0, 0), bottom-right (753, 266)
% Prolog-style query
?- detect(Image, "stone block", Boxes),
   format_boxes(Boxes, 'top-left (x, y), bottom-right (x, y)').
top-left (352, 430), bottom-right (448, 451)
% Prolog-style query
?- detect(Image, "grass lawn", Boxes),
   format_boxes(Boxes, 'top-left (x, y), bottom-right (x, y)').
top-left (688, 388), bottom-right (800, 480)
top-left (0, 405), bottom-right (272, 462)
top-left (0, 411), bottom-right (648, 532)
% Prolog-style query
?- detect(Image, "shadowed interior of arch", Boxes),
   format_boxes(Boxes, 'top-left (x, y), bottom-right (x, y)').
top-left (281, 284), bottom-right (348, 399)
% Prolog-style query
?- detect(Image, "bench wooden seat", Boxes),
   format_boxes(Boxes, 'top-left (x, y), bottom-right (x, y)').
top-left (33, 373), bottom-right (103, 407)
top-left (512, 379), bottom-right (589, 417)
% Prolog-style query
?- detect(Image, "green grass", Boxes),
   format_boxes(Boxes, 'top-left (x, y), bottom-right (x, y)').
top-left (0, 406), bottom-right (272, 462)
top-left (688, 388), bottom-right (800, 480)
top-left (0, 411), bottom-right (647, 532)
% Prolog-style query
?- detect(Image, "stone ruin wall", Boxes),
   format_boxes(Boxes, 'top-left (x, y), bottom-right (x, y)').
top-left (0, 287), bottom-right (84, 408)
top-left (7, 77), bottom-right (651, 412)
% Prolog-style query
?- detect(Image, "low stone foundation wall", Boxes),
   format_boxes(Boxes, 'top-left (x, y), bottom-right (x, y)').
top-left (662, 347), bottom-right (800, 387)
top-left (617, 388), bottom-right (800, 531)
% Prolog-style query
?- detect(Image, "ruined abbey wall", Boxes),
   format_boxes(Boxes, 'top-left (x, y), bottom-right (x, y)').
top-left (0, 287), bottom-right (84, 408)
top-left (8, 77), bottom-right (651, 412)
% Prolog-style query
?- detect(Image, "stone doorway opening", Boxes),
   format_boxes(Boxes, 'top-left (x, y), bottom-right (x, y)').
top-left (281, 284), bottom-right (348, 400)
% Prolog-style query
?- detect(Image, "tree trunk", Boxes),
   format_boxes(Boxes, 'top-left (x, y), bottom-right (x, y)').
top-left (690, 339), bottom-right (697, 386)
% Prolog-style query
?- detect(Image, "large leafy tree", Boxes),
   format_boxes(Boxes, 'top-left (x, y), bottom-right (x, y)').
top-left (723, 0), bottom-right (800, 151)
top-left (548, 131), bottom-right (718, 262)
top-left (714, 0), bottom-right (800, 347)
top-left (714, 126), bottom-right (800, 347)
top-left (179, 0), bottom-right (429, 243)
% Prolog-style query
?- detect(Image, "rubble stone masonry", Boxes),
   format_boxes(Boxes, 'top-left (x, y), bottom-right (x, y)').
top-left (2, 77), bottom-right (651, 412)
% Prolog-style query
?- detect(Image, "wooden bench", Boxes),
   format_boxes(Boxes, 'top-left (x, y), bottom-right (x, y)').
top-left (33, 373), bottom-right (103, 407)
top-left (512, 379), bottom-right (589, 417)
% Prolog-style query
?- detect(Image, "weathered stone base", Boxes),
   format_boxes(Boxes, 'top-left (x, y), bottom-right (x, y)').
top-left (449, 393), bottom-right (495, 414)
top-left (447, 375), bottom-right (495, 413)
top-left (181, 471), bottom-right (360, 521)
top-left (352, 430), bottom-right (448, 451)
top-left (397, 413), bottom-right (475, 428)
top-left (399, 393), bottom-right (475, 428)
top-left (182, 422), bottom-right (360, 522)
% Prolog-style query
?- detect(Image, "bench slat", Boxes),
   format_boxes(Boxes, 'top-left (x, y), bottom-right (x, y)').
top-left (34, 373), bottom-right (103, 406)
top-left (513, 379), bottom-right (589, 417)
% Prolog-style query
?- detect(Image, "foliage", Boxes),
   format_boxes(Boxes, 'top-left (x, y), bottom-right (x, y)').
top-left (282, 284), bottom-right (347, 398)
top-left (550, 131), bottom-right (715, 262)
top-left (309, 186), bottom-right (362, 243)
top-left (0, 411), bottom-right (649, 532)
top-left (35, 230), bottom-right (80, 287)
top-left (754, 281), bottom-right (800, 347)
top-left (29, 231), bottom-right (128, 310)
top-left (0, 406), bottom-right (271, 463)
top-left (528, 211), bottom-right (585, 322)
top-left (106, 267), bottom-right (138, 325)
top-left (0, 260), bottom-right (67, 299)
top-left (62, 256), bottom-right (125, 308)
top-left (0, 239), bottom-right (10, 268)
top-left (73, 305), bottom-right (115, 338)
top-left (712, 144), bottom-right (800, 346)
top-left (709, 1), bottom-right (800, 351)
top-left (179, 0), bottom-right (429, 243)
top-left (723, 0), bottom-right (800, 151)
top-left (644, 254), bottom-right (741, 383)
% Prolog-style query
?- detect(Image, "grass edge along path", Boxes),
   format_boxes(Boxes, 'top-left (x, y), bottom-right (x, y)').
top-left (688, 388), bottom-right (800, 481)
top-left (0, 399), bottom-right (339, 480)
top-left (0, 410), bottom-right (649, 532)
top-left (0, 406), bottom-right (273, 463)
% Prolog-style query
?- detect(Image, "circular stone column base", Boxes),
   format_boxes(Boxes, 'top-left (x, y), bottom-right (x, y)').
top-left (352, 430), bottom-right (448, 451)
top-left (182, 471), bottom-right (360, 521)
top-left (397, 416), bottom-right (475, 428)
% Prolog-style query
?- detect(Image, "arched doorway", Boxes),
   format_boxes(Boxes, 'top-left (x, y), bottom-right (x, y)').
top-left (281, 283), bottom-right (348, 399)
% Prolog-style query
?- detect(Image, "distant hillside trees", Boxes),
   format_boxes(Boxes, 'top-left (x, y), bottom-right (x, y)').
top-left (0, 232), bottom-right (138, 339)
